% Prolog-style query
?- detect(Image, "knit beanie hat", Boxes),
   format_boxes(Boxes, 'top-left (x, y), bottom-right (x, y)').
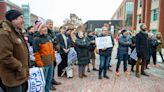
top-left (37, 21), bottom-right (45, 31)
top-left (5, 10), bottom-right (22, 22)
top-left (121, 29), bottom-right (127, 34)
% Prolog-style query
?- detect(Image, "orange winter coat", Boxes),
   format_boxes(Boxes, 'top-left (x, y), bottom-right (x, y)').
top-left (33, 34), bottom-right (55, 67)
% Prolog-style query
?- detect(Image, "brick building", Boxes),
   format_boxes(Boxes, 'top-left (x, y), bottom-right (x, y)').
top-left (0, 0), bottom-right (22, 21)
top-left (132, 0), bottom-right (164, 37)
top-left (111, 0), bottom-right (134, 30)
top-left (0, 0), bottom-right (40, 28)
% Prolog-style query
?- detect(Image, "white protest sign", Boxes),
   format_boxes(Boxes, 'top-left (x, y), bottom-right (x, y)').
top-left (95, 36), bottom-right (113, 49)
top-left (56, 52), bottom-right (62, 65)
top-left (27, 67), bottom-right (45, 92)
top-left (68, 47), bottom-right (77, 65)
top-left (130, 48), bottom-right (138, 61)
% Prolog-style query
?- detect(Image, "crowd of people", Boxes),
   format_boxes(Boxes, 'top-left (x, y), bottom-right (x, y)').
top-left (0, 9), bottom-right (164, 92)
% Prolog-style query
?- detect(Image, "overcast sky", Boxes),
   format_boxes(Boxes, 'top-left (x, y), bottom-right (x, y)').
top-left (9, 0), bottom-right (123, 26)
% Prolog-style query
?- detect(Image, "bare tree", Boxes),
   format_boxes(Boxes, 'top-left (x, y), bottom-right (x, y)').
top-left (63, 13), bottom-right (83, 28)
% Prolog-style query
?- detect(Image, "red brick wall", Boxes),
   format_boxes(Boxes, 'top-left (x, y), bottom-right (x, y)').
top-left (0, 2), bottom-right (6, 21)
top-left (145, 0), bottom-right (151, 30)
top-left (0, 2), bottom-right (22, 21)
top-left (132, 0), bottom-right (138, 30)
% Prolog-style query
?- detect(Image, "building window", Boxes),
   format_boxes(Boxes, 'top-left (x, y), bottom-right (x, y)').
top-left (153, 9), bottom-right (158, 21)
top-left (6, 5), bottom-right (11, 11)
top-left (126, 2), bottom-right (134, 14)
top-left (138, 0), bottom-right (142, 8)
top-left (152, 29), bottom-right (157, 34)
top-left (138, 15), bottom-right (142, 23)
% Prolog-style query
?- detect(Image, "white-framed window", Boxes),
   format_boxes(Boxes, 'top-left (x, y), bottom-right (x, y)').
top-left (152, 9), bottom-right (159, 21)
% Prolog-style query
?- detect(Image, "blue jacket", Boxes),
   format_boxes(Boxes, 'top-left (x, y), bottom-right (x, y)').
top-left (118, 35), bottom-right (132, 53)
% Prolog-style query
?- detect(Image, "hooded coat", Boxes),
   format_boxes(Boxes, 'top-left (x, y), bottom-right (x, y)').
top-left (75, 35), bottom-right (90, 65)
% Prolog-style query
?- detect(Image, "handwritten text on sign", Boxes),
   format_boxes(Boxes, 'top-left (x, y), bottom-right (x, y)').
top-left (130, 48), bottom-right (138, 61)
top-left (95, 36), bottom-right (113, 49)
top-left (27, 67), bottom-right (45, 92)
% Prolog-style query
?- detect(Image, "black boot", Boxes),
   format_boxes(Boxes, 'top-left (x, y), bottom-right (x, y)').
top-left (104, 75), bottom-right (110, 79)
top-left (131, 68), bottom-right (134, 72)
top-left (51, 80), bottom-right (61, 85)
top-left (141, 72), bottom-right (149, 77)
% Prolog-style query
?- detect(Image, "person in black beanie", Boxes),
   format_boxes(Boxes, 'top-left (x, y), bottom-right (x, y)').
top-left (0, 9), bottom-right (29, 92)
top-left (5, 10), bottom-right (22, 22)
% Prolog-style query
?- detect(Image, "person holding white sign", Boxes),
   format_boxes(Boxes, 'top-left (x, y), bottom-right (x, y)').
top-left (98, 27), bottom-right (111, 79)
top-left (116, 29), bottom-right (132, 76)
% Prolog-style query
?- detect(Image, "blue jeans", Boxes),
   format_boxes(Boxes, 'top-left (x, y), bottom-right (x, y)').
top-left (99, 55), bottom-right (110, 76)
top-left (116, 51), bottom-right (128, 72)
top-left (108, 49), bottom-right (113, 68)
top-left (52, 62), bottom-right (56, 81)
top-left (44, 64), bottom-right (54, 92)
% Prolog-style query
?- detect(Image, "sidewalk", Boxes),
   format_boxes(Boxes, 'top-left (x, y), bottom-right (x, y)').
top-left (52, 47), bottom-right (164, 92)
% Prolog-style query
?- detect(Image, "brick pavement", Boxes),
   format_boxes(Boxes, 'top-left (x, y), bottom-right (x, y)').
top-left (52, 47), bottom-right (164, 92)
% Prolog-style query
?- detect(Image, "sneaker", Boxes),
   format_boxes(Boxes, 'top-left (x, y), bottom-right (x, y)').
top-left (131, 69), bottom-right (134, 72)
top-left (125, 71), bottom-right (130, 76)
top-left (155, 64), bottom-right (160, 67)
top-left (104, 75), bottom-right (110, 79)
top-left (115, 72), bottom-right (120, 76)
top-left (141, 72), bottom-right (149, 77)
